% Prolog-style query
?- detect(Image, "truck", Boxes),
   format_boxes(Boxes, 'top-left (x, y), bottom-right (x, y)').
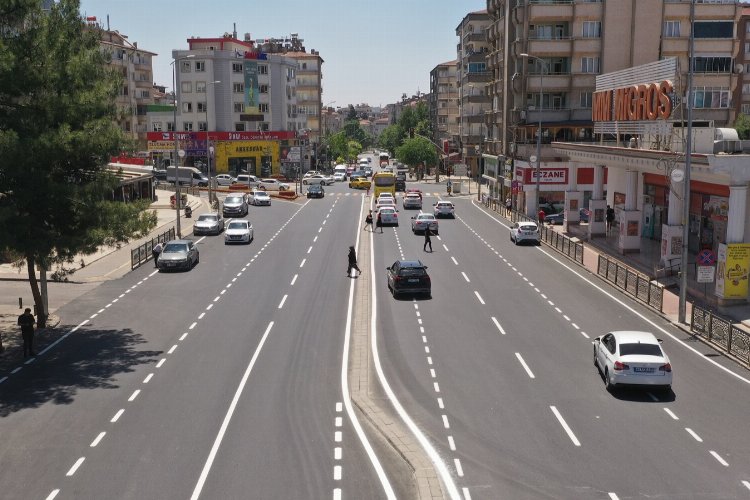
top-left (166, 166), bottom-right (208, 186)
top-left (379, 152), bottom-right (390, 167)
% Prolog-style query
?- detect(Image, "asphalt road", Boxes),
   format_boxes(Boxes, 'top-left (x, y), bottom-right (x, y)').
top-left (3, 169), bottom-right (750, 499)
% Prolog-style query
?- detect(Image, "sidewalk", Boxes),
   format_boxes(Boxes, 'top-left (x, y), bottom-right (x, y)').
top-left (0, 189), bottom-right (208, 360)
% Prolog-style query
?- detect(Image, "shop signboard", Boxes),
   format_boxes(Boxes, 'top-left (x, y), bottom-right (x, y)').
top-left (522, 167), bottom-right (568, 184)
top-left (716, 243), bottom-right (750, 299)
top-left (148, 141), bottom-right (174, 152)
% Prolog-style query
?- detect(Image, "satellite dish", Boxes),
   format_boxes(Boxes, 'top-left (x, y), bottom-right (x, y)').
top-left (735, 64), bottom-right (744, 74)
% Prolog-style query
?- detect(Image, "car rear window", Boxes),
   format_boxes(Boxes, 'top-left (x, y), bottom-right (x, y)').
top-left (163, 243), bottom-right (187, 253)
top-left (198, 215), bottom-right (217, 221)
top-left (619, 343), bottom-right (663, 357)
top-left (399, 268), bottom-right (427, 277)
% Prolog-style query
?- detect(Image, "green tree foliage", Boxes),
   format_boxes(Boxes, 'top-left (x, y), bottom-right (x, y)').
top-left (0, 0), bottom-right (157, 326)
top-left (735, 114), bottom-right (750, 140)
top-left (346, 104), bottom-right (357, 121)
top-left (396, 137), bottom-right (438, 169)
top-left (377, 125), bottom-right (402, 157)
top-left (346, 140), bottom-right (363, 162)
top-left (343, 120), bottom-right (367, 146)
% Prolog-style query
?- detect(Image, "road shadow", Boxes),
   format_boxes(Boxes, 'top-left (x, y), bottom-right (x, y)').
top-left (0, 325), bottom-right (161, 417)
top-left (593, 366), bottom-right (675, 402)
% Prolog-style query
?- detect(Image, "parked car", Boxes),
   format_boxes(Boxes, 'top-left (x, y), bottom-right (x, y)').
top-left (157, 239), bottom-right (199, 271)
top-left (386, 260), bottom-right (431, 298)
top-left (377, 206), bottom-right (399, 225)
top-left (214, 174), bottom-right (236, 186)
top-left (303, 174), bottom-right (334, 186)
top-left (307, 184), bottom-right (325, 198)
top-left (303, 170), bottom-right (322, 179)
top-left (233, 174), bottom-right (260, 189)
top-left (510, 221), bottom-right (540, 245)
top-left (545, 212), bottom-right (564, 225)
top-left (593, 331), bottom-right (672, 391)
top-left (222, 194), bottom-right (248, 217)
top-left (247, 190), bottom-right (271, 206)
top-left (258, 178), bottom-right (290, 191)
top-left (193, 213), bottom-right (224, 235)
top-left (350, 178), bottom-right (371, 189)
top-left (153, 169), bottom-right (167, 181)
top-left (433, 201), bottom-right (455, 218)
top-left (333, 172), bottom-right (346, 182)
top-left (403, 193), bottom-right (423, 210)
top-left (224, 220), bottom-right (254, 244)
top-left (411, 213), bottom-right (438, 234)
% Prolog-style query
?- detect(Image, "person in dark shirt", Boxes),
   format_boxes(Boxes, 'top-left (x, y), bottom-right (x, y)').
top-left (17, 308), bottom-right (36, 357)
top-left (347, 246), bottom-right (361, 278)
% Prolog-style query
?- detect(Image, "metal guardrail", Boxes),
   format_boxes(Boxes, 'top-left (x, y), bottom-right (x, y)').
top-left (691, 305), bottom-right (750, 368)
top-left (155, 182), bottom-right (201, 196)
top-left (130, 227), bottom-right (176, 270)
top-left (509, 210), bottom-right (584, 265)
top-left (597, 254), bottom-right (664, 312)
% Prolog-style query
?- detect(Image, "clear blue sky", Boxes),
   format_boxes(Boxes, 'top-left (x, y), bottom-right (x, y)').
top-left (79, 0), bottom-right (485, 108)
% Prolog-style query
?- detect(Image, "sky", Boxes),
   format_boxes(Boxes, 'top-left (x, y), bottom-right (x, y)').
top-left (78, 0), bottom-right (486, 109)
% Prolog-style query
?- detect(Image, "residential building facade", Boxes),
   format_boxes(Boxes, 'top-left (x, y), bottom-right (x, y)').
top-left (430, 60), bottom-right (460, 155)
top-left (736, 5), bottom-right (750, 118)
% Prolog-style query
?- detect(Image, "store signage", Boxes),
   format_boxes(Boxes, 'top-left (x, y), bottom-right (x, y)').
top-left (523, 168), bottom-right (568, 185)
top-left (592, 80), bottom-right (673, 122)
top-left (147, 131), bottom-right (297, 141)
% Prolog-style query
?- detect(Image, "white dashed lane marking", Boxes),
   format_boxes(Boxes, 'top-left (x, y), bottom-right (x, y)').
top-left (90, 432), bottom-right (106, 448)
top-left (65, 457), bottom-right (85, 477)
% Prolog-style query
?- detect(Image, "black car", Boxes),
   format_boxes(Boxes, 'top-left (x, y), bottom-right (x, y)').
top-left (307, 184), bottom-right (325, 198)
top-left (545, 212), bottom-right (564, 225)
top-left (395, 174), bottom-right (406, 192)
top-left (386, 260), bottom-right (431, 298)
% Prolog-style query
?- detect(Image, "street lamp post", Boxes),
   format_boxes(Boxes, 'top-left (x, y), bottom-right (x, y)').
top-left (171, 54), bottom-right (194, 238)
top-left (204, 80), bottom-right (220, 208)
top-left (520, 53), bottom-right (547, 216)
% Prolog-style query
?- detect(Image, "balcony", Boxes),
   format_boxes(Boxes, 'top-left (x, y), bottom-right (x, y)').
top-left (571, 37), bottom-right (601, 54)
top-left (463, 32), bottom-right (486, 43)
top-left (529, 0), bottom-right (573, 19)
top-left (527, 38), bottom-right (572, 55)
top-left (526, 73), bottom-right (572, 89)
top-left (463, 71), bottom-right (493, 84)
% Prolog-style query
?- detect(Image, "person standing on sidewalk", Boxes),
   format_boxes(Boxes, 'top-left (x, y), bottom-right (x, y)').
top-left (347, 246), bottom-right (361, 278)
top-left (537, 208), bottom-right (546, 225)
top-left (17, 308), bottom-right (36, 358)
top-left (505, 197), bottom-right (512, 216)
top-left (423, 227), bottom-right (433, 252)
top-left (606, 205), bottom-right (615, 234)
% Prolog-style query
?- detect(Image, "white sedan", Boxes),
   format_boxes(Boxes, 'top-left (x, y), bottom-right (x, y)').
top-left (411, 213), bottom-right (438, 234)
top-left (510, 221), bottom-right (540, 245)
top-left (375, 199), bottom-right (396, 212)
top-left (333, 172), bottom-right (346, 182)
top-left (377, 206), bottom-right (399, 226)
top-left (257, 179), bottom-right (290, 191)
top-left (224, 220), bottom-right (254, 244)
top-left (247, 190), bottom-right (271, 206)
top-left (214, 174), bottom-right (236, 186)
top-left (433, 201), bottom-right (455, 218)
top-left (593, 331), bottom-right (672, 391)
top-left (302, 174), bottom-right (334, 186)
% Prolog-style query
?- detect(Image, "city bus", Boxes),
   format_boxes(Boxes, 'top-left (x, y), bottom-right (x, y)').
top-left (372, 171), bottom-right (396, 197)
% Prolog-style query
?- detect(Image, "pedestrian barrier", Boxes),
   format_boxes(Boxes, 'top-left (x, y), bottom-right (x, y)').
top-left (509, 210), bottom-right (584, 265)
top-left (130, 227), bottom-right (176, 271)
top-left (596, 254), bottom-right (664, 312)
top-left (691, 305), bottom-right (750, 368)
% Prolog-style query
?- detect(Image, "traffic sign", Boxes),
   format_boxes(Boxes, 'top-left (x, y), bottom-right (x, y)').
top-left (697, 249), bottom-right (716, 266)
top-left (697, 266), bottom-right (715, 283)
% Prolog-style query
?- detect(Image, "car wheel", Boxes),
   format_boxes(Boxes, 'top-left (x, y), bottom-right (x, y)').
top-left (593, 348), bottom-right (599, 369)
top-left (605, 368), bottom-right (615, 390)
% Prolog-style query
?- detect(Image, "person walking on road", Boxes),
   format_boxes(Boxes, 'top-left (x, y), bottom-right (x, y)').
top-left (376, 212), bottom-right (383, 233)
top-left (17, 308), bottom-right (36, 358)
top-left (423, 227), bottom-right (433, 252)
top-left (364, 210), bottom-right (373, 231)
top-left (347, 246), bottom-right (361, 278)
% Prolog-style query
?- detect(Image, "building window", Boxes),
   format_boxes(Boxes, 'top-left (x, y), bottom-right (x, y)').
top-left (582, 21), bottom-right (601, 38)
top-left (197, 102), bottom-right (207, 113)
top-left (180, 61), bottom-right (191, 73)
top-left (580, 91), bottom-right (593, 108)
top-left (181, 82), bottom-right (192, 93)
top-left (746, 42), bottom-right (750, 56)
top-left (743, 83), bottom-right (750, 94)
top-left (235, 123), bottom-right (245, 131)
top-left (742, 104), bottom-right (750, 115)
top-left (694, 21), bottom-right (733, 39)
top-left (260, 123), bottom-right (269, 131)
top-left (259, 65), bottom-right (268, 75)
top-left (259, 84), bottom-right (269, 94)
top-left (692, 56), bottom-right (732, 73)
top-left (234, 102), bottom-right (244, 113)
top-left (198, 122), bottom-right (207, 131)
top-left (152, 122), bottom-right (162, 132)
top-left (232, 62), bottom-right (243, 73)
top-left (183, 122), bottom-right (193, 131)
top-left (195, 61), bottom-right (205, 72)
top-left (468, 62), bottom-right (486, 73)
top-left (692, 87), bottom-right (730, 108)
top-left (527, 57), bottom-right (570, 75)
top-left (233, 82), bottom-right (244, 93)
top-left (167, 122), bottom-right (175, 132)
top-left (664, 20), bottom-right (681, 38)
top-left (527, 92), bottom-right (568, 111)
top-left (140, 90), bottom-right (150, 98)
top-left (259, 103), bottom-right (269, 112)
top-left (183, 102), bottom-right (193, 113)
top-left (581, 57), bottom-right (600, 73)
top-left (122, 86), bottom-right (129, 96)
top-left (196, 81), bottom-right (206, 93)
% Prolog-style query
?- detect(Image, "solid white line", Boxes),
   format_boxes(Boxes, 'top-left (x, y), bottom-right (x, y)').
top-left (710, 450), bottom-right (729, 466)
top-left (454, 458), bottom-right (464, 477)
top-left (156, 358), bottom-right (166, 368)
top-left (550, 406), bottom-right (581, 446)
top-left (462, 487), bottom-right (472, 500)
top-left (300, 258), bottom-right (306, 268)
top-left (515, 353), bottom-right (536, 379)
top-left (189, 322), bottom-right (197, 330)
top-left (291, 274), bottom-right (298, 286)
top-left (491, 317), bottom-right (506, 335)
top-left (664, 408), bottom-right (679, 420)
top-left (333, 465), bottom-right (342, 480)
top-left (111, 409), bottom-right (124, 423)
top-left (168, 345), bottom-right (177, 354)
top-left (685, 428), bottom-right (703, 442)
top-left (66, 457), bottom-right (85, 476)
top-left (451, 256), bottom-right (458, 265)
top-left (90, 432), bottom-right (106, 447)
top-left (190, 322), bottom-right (275, 500)
top-left (143, 373), bottom-right (153, 384)
top-left (0, 376), bottom-right (7, 384)
top-left (474, 291), bottom-right (485, 305)
top-left (128, 390), bottom-right (140, 402)
top-left (448, 435), bottom-right (455, 451)
top-left (461, 272), bottom-right (470, 282)
top-left (278, 294), bottom-right (288, 309)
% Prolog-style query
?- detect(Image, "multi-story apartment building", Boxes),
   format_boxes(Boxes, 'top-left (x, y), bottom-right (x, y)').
top-left (737, 5), bottom-right (750, 118)
top-left (285, 50), bottom-right (324, 144)
top-left (485, 0), bottom-right (741, 201)
top-left (429, 60), bottom-right (460, 153)
top-left (90, 20), bottom-right (156, 150)
top-left (456, 10), bottom-right (492, 178)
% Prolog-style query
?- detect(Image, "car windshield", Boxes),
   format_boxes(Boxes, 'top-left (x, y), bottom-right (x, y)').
top-left (227, 222), bottom-right (248, 229)
top-left (619, 343), bottom-right (663, 357)
top-left (226, 197), bottom-right (243, 203)
top-left (399, 268), bottom-right (427, 277)
top-left (163, 243), bottom-right (187, 253)
top-left (198, 215), bottom-right (217, 222)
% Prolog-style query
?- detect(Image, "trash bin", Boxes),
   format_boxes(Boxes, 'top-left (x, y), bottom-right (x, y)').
top-left (452, 181), bottom-right (462, 194)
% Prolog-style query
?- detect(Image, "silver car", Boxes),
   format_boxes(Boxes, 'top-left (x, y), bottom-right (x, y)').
top-left (157, 240), bottom-right (199, 271)
top-left (222, 194), bottom-right (248, 217)
top-left (193, 213), bottom-right (224, 235)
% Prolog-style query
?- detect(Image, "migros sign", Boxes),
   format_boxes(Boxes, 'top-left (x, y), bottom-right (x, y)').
top-left (592, 80), bottom-right (673, 122)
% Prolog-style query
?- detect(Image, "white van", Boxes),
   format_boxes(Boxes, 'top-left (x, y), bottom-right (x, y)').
top-left (333, 164), bottom-right (348, 177)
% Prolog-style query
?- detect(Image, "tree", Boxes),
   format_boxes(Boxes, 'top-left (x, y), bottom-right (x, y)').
top-left (377, 125), bottom-right (403, 157)
top-left (395, 137), bottom-right (438, 170)
top-left (343, 120), bottom-right (367, 145)
top-left (735, 114), bottom-right (750, 140)
top-left (346, 104), bottom-right (357, 121)
top-left (0, 0), bottom-right (157, 327)
top-left (346, 140), bottom-right (363, 163)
